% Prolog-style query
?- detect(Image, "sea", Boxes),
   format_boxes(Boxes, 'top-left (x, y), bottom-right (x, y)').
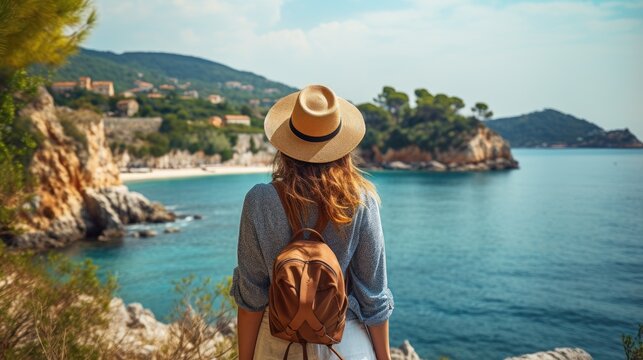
top-left (63, 149), bottom-right (643, 359)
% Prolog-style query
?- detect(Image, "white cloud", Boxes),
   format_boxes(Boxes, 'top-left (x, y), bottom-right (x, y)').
top-left (171, 0), bottom-right (284, 28)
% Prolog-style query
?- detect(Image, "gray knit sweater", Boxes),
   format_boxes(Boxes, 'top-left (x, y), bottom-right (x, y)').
top-left (230, 182), bottom-right (394, 326)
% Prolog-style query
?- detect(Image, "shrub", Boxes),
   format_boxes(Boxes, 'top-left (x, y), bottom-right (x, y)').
top-left (623, 324), bottom-right (643, 360)
top-left (0, 243), bottom-right (116, 359)
top-left (158, 275), bottom-right (237, 359)
top-left (0, 70), bottom-right (40, 235)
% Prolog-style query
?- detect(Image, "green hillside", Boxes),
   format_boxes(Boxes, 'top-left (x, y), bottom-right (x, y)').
top-left (47, 48), bottom-right (297, 104)
top-left (485, 109), bottom-right (642, 148)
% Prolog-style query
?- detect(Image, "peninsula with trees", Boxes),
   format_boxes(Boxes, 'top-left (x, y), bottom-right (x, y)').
top-left (486, 109), bottom-right (643, 148)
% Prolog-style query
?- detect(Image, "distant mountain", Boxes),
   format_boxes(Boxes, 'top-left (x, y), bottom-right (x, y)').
top-left (46, 48), bottom-right (297, 104)
top-left (485, 109), bottom-right (643, 148)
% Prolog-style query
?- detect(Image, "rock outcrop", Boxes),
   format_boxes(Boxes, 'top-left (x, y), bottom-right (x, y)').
top-left (389, 342), bottom-right (592, 360)
top-left (103, 298), bottom-right (171, 357)
top-left (366, 126), bottom-right (519, 171)
top-left (4, 89), bottom-right (174, 249)
top-left (391, 340), bottom-right (422, 360)
top-left (104, 297), bottom-right (232, 358)
top-left (505, 348), bottom-right (593, 360)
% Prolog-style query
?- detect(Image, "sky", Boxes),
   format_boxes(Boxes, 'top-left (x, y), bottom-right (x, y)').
top-left (85, 0), bottom-right (643, 137)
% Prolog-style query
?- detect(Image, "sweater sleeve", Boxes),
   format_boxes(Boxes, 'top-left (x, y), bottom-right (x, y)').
top-left (349, 193), bottom-right (394, 326)
top-left (230, 186), bottom-right (269, 312)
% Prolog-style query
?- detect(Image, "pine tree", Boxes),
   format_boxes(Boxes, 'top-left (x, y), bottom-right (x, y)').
top-left (0, 0), bottom-right (96, 233)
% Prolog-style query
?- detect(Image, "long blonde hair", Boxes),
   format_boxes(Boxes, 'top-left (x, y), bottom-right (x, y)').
top-left (272, 151), bottom-right (379, 231)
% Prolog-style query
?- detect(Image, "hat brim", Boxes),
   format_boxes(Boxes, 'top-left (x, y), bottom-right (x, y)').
top-left (264, 91), bottom-right (365, 163)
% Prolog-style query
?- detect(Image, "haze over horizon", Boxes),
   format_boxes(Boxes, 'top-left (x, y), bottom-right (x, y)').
top-left (85, 0), bottom-right (643, 138)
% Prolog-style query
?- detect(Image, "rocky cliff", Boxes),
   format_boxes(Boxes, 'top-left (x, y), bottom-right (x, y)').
top-left (366, 126), bottom-right (519, 171)
top-left (4, 88), bottom-right (174, 249)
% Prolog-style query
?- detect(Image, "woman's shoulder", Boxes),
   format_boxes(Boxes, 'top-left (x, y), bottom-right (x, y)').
top-left (359, 187), bottom-right (380, 211)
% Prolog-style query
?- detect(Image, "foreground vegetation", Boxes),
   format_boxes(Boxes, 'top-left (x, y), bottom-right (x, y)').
top-left (0, 243), bottom-right (237, 359)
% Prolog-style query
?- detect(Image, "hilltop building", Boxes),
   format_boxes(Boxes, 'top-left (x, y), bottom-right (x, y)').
top-left (225, 81), bottom-right (242, 88)
top-left (209, 116), bottom-right (223, 128)
top-left (224, 114), bottom-right (251, 127)
top-left (182, 90), bottom-right (199, 99)
top-left (92, 81), bottom-right (115, 97)
top-left (116, 99), bottom-right (139, 117)
top-left (159, 84), bottom-right (176, 91)
top-left (79, 76), bottom-right (92, 90)
top-left (208, 94), bottom-right (224, 104)
top-left (51, 76), bottom-right (114, 97)
top-left (132, 80), bottom-right (154, 93)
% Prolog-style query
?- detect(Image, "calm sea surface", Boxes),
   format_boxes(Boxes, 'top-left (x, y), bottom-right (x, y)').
top-left (64, 149), bottom-right (643, 359)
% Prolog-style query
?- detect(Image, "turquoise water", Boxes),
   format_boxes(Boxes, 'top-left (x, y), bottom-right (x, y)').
top-left (64, 149), bottom-right (643, 359)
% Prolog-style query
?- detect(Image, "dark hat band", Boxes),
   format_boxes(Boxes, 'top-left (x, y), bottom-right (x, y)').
top-left (289, 118), bottom-right (342, 143)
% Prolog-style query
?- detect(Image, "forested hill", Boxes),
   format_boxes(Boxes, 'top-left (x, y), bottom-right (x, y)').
top-left (48, 48), bottom-right (297, 103)
top-left (486, 109), bottom-right (643, 148)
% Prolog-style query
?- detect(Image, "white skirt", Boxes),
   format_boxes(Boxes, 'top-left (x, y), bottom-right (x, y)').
top-left (254, 311), bottom-right (376, 360)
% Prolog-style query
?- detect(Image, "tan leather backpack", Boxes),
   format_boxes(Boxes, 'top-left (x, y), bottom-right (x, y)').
top-left (269, 181), bottom-right (349, 360)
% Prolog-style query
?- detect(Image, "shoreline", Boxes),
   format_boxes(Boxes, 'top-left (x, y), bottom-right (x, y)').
top-left (120, 165), bottom-right (272, 182)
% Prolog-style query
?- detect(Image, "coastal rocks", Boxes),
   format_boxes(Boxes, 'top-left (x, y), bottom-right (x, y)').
top-left (114, 133), bottom-right (276, 169)
top-left (130, 149), bottom-right (223, 169)
top-left (437, 126), bottom-right (515, 165)
top-left (379, 157), bottom-right (516, 172)
top-left (369, 126), bottom-right (519, 172)
top-left (84, 186), bottom-right (174, 241)
top-left (385, 161), bottom-right (413, 170)
top-left (101, 300), bottom-right (592, 360)
top-left (391, 340), bottom-right (422, 360)
top-left (505, 348), bottom-right (593, 360)
top-left (136, 229), bottom-right (158, 238)
top-left (104, 297), bottom-right (232, 358)
top-left (387, 341), bottom-right (592, 360)
top-left (86, 186), bottom-right (175, 225)
top-left (425, 160), bottom-right (447, 171)
top-left (4, 89), bottom-right (174, 249)
top-left (104, 297), bottom-right (169, 356)
top-left (226, 133), bottom-right (276, 166)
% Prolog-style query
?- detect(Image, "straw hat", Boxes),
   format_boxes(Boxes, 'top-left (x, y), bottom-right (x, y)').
top-left (264, 84), bottom-right (365, 163)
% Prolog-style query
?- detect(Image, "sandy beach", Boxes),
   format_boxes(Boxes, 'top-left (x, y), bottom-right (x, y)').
top-left (120, 165), bottom-right (272, 182)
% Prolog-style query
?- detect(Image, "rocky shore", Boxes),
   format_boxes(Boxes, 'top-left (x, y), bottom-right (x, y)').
top-left (362, 126), bottom-right (519, 172)
top-left (3, 89), bottom-right (175, 249)
top-left (107, 298), bottom-right (591, 360)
